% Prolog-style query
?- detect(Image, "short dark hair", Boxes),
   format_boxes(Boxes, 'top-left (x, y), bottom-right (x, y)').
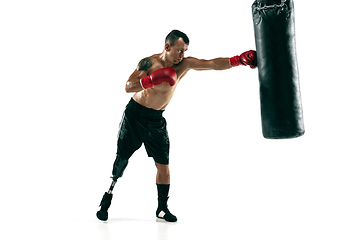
top-left (165, 30), bottom-right (189, 46)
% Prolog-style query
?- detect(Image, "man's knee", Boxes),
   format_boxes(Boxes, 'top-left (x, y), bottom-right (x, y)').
top-left (155, 162), bottom-right (170, 175)
top-left (112, 155), bottom-right (129, 180)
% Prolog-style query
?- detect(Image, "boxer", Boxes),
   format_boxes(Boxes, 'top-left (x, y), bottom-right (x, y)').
top-left (97, 30), bottom-right (257, 222)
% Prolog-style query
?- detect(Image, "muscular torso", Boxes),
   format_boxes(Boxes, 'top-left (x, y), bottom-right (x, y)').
top-left (132, 54), bottom-right (191, 110)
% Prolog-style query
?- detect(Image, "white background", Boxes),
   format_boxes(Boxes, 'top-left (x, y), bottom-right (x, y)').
top-left (1, 0), bottom-right (359, 239)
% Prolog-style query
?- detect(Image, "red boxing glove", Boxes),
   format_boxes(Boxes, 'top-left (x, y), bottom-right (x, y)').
top-left (140, 67), bottom-right (177, 89)
top-left (230, 50), bottom-right (257, 68)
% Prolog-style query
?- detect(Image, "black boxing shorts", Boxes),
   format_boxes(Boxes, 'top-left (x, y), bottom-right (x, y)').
top-left (116, 98), bottom-right (169, 165)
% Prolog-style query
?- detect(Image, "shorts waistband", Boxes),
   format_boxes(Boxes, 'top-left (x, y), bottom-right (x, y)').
top-left (126, 98), bottom-right (164, 117)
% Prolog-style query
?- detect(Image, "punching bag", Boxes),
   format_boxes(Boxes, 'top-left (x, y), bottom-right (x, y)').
top-left (252, 0), bottom-right (304, 139)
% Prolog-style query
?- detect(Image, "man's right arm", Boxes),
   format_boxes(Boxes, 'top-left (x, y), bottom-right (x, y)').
top-left (125, 57), bottom-right (177, 92)
top-left (125, 58), bottom-right (152, 93)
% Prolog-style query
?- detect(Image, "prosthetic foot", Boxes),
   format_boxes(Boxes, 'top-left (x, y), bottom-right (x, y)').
top-left (96, 180), bottom-right (117, 221)
top-left (96, 192), bottom-right (113, 221)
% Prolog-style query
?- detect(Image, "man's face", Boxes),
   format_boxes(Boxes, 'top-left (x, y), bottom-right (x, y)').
top-left (166, 38), bottom-right (188, 64)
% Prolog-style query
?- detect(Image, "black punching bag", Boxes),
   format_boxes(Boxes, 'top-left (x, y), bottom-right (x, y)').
top-left (252, 0), bottom-right (304, 139)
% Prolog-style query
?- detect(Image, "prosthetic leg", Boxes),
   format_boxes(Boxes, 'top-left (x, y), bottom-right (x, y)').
top-left (96, 155), bottom-right (128, 221)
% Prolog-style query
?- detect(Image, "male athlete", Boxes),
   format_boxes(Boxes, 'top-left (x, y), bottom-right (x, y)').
top-left (96, 30), bottom-right (257, 222)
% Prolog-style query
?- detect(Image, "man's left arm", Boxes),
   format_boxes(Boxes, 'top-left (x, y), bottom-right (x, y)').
top-left (187, 50), bottom-right (257, 71)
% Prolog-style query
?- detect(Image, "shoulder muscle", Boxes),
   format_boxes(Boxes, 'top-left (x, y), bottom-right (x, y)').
top-left (137, 58), bottom-right (153, 71)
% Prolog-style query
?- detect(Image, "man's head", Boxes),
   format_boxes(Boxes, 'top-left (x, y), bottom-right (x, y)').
top-left (164, 30), bottom-right (189, 65)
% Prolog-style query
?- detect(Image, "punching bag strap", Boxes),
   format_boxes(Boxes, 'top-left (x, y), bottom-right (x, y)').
top-left (254, 0), bottom-right (286, 11)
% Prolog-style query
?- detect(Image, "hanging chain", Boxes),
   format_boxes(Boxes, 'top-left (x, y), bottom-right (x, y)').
top-left (255, 0), bottom-right (286, 11)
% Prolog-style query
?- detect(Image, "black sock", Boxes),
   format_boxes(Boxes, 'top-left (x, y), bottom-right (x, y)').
top-left (156, 184), bottom-right (177, 222)
top-left (157, 184), bottom-right (170, 199)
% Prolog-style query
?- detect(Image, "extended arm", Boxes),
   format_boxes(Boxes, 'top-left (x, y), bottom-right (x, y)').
top-left (187, 57), bottom-right (232, 71)
top-left (188, 50), bottom-right (257, 71)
